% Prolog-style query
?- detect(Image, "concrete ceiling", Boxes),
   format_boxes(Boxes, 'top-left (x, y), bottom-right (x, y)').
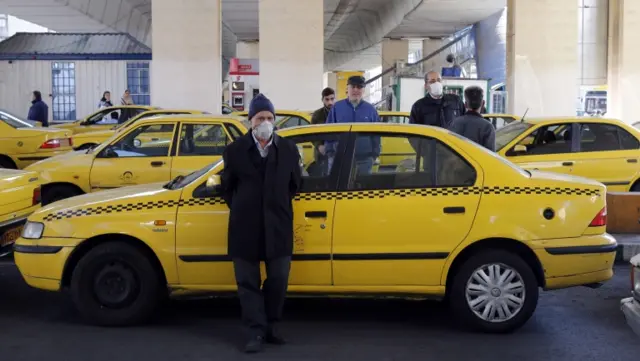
top-left (0, 0), bottom-right (505, 71)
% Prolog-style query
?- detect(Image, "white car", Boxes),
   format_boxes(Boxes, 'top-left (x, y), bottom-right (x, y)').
top-left (621, 253), bottom-right (640, 337)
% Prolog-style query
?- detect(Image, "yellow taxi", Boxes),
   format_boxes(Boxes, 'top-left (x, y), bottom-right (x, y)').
top-left (0, 169), bottom-right (41, 256)
top-left (24, 114), bottom-right (248, 205)
top-left (495, 117), bottom-right (640, 192)
top-left (51, 105), bottom-right (157, 135)
top-left (234, 110), bottom-right (312, 129)
top-left (14, 122), bottom-right (616, 333)
top-left (0, 111), bottom-right (74, 169)
top-left (71, 109), bottom-right (209, 150)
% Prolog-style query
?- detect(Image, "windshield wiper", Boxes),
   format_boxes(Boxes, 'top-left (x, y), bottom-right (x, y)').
top-left (163, 175), bottom-right (184, 190)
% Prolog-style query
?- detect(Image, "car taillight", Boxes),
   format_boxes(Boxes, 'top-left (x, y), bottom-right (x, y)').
top-left (32, 186), bottom-right (41, 205)
top-left (589, 206), bottom-right (607, 227)
top-left (68, 137), bottom-right (73, 146)
top-left (40, 139), bottom-right (61, 149)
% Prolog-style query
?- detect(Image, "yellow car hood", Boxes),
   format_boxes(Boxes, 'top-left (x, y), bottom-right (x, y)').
top-left (25, 150), bottom-right (92, 172)
top-left (73, 129), bottom-right (114, 139)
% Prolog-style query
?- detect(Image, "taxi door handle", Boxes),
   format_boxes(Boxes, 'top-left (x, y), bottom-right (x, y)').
top-left (627, 159), bottom-right (638, 163)
top-left (150, 161), bottom-right (165, 167)
top-left (443, 207), bottom-right (465, 214)
top-left (562, 161), bottom-right (574, 166)
top-left (305, 211), bottom-right (327, 218)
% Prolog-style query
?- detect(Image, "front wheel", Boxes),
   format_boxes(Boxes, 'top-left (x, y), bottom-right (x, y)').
top-left (70, 241), bottom-right (163, 326)
top-left (449, 250), bottom-right (539, 333)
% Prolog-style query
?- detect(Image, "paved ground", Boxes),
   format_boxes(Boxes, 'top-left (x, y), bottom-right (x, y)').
top-left (1, 259), bottom-right (639, 361)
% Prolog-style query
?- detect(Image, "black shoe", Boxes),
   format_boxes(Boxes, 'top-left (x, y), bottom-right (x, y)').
top-left (244, 336), bottom-right (264, 353)
top-left (266, 330), bottom-right (286, 345)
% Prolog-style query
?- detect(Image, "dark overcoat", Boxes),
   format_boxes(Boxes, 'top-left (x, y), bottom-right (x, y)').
top-left (220, 132), bottom-right (302, 261)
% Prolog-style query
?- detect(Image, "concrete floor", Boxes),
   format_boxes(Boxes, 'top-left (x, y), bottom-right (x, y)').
top-left (1, 260), bottom-right (639, 361)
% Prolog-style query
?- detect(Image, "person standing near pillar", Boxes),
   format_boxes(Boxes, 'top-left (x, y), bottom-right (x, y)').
top-left (409, 71), bottom-right (465, 129)
top-left (220, 93), bottom-right (302, 354)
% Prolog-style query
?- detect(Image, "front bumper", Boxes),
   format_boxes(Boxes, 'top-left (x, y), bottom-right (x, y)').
top-left (621, 296), bottom-right (640, 337)
top-left (13, 237), bottom-right (79, 292)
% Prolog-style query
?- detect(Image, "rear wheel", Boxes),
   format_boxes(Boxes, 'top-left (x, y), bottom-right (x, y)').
top-left (41, 184), bottom-right (82, 205)
top-left (0, 157), bottom-right (17, 169)
top-left (70, 241), bottom-right (163, 326)
top-left (449, 250), bottom-right (539, 333)
top-left (630, 181), bottom-right (640, 192)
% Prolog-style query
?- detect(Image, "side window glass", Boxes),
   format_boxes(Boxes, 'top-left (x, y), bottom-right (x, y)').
top-left (510, 124), bottom-right (573, 155)
top-left (579, 123), bottom-right (621, 152)
top-left (347, 133), bottom-right (476, 191)
top-left (178, 123), bottom-right (230, 156)
top-left (106, 124), bottom-right (174, 157)
top-left (225, 124), bottom-right (243, 139)
top-left (286, 133), bottom-right (344, 192)
top-left (280, 116), bottom-right (305, 129)
top-left (89, 109), bottom-right (120, 124)
top-left (381, 115), bottom-right (409, 124)
top-left (619, 128), bottom-right (640, 150)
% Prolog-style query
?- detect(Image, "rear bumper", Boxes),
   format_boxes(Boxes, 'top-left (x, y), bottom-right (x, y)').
top-left (0, 205), bottom-right (39, 257)
top-left (621, 296), bottom-right (640, 337)
top-left (533, 233), bottom-right (617, 290)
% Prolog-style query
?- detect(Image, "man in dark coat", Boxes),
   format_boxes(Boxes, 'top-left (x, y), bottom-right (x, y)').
top-left (220, 93), bottom-right (302, 354)
top-left (27, 90), bottom-right (49, 127)
top-left (449, 86), bottom-right (496, 151)
top-left (408, 71), bottom-right (465, 129)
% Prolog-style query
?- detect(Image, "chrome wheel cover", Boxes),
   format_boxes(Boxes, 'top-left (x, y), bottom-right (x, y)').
top-left (465, 263), bottom-right (526, 323)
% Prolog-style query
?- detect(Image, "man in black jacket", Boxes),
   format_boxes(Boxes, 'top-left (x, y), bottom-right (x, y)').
top-left (220, 93), bottom-right (302, 354)
top-left (27, 90), bottom-right (49, 127)
top-left (408, 71), bottom-right (465, 129)
top-left (310, 87), bottom-right (335, 124)
top-left (449, 86), bottom-right (496, 151)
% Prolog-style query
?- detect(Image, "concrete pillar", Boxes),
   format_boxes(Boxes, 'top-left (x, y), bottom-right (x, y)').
top-left (607, 0), bottom-right (640, 122)
top-left (506, 0), bottom-right (578, 117)
top-left (421, 38), bottom-right (450, 75)
top-left (236, 41), bottom-right (259, 59)
top-left (381, 38), bottom-right (409, 88)
top-left (259, 0), bottom-right (323, 110)
top-left (475, 8), bottom-right (507, 88)
top-left (324, 72), bottom-right (338, 92)
top-left (151, 0), bottom-right (221, 113)
top-left (578, 0), bottom-right (608, 87)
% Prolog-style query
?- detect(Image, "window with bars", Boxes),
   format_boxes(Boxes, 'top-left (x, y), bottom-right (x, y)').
top-left (126, 62), bottom-right (151, 105)
top-left (51, 62), bottom-right (76, 121)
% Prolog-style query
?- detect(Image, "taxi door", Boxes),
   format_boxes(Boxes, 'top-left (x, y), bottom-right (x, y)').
top-left (568, 122), bottom-right (640, 191)
top-left (170, 122), bottom-right (233, 178)
top-left (89, 122), bottom-right (176, 191)
top-left (502, 122), bottom-right (579, 176)
top-left (331, 130), bottom-right (483, 287)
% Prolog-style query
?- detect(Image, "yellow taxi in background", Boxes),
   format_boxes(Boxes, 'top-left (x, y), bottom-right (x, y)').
top-left (72, 109), bottom-right (209, 150)
top-left (495, 117), bottom-right (640, 192)
top-left (0, 169), bottom-right (41, 256)
top-left (14, 122), bottom-right (615, 333)
top-left (51, 105), bottom-right (157, 135)
top-left (25, 115), bottom-right (248, 205)
top-left (0, 111), bottom-right (74, 169)
top-left (234, 110), bottom-right (312, 129)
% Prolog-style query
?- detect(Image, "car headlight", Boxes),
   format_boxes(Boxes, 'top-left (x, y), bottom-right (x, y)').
top-left (21, 221), bottom-right (44, 239)
top-left (134, 139), bottom-right (141, 147)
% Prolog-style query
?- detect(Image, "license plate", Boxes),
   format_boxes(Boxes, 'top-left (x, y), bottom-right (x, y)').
top-left (0, 225), bottom-right (23, 248)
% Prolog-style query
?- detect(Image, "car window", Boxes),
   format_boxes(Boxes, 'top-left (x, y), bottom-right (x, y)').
top-left (0, 110), bottom-right (35, 128)
top-left (492, 116), bottom-right (516, 129)
top-left (285, 132), bottom-right (346, 192)
top-left (495, 122), bottom-right (533, 151)
top-left (633, 122), bottom-right (640, 130)
top-left (225, 124), bottom-right (244, 139)
top-left (87, 109), bottom-right (120, 125)
top-left (279, 116), bottom-right (309, 129)
top-left (177, 123), bottom-right (230, 156)
top-left (346, 132), bottom-right (477, 191)
top-left (106, 124), bottom-right (175, 157)
top-left (507, 124), bottom-right (573, 156)
top-left (579, 123), bottom-right (639, 152)
top-left (380, 115), bottom-right (409, 124)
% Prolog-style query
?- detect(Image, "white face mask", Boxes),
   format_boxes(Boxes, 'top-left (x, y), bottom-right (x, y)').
top-left (429, 81), bottom-right (443, 97)
top-left (253, 121), bottom-right (274, 141)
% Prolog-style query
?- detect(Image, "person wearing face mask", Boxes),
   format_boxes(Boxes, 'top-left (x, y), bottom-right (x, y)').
top-left (220, 93), bottom-right (302, 354)
top-left (408, 71), bottom-right (465, 129)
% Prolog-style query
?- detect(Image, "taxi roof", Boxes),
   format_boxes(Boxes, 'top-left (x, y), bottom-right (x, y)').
top-left (132, 113), bottom-right (248, 126)
top-left (518, 116), bottom-right (626, 125)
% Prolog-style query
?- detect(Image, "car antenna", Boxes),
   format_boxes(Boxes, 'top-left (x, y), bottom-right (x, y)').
top-left (520, 108), bottom-right (529, 122)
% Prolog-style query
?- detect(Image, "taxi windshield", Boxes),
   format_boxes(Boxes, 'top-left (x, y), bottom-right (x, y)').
top-left (495, 121), bottom-right (532, 151)
top-left (0, 109), bottom-right (36, 128)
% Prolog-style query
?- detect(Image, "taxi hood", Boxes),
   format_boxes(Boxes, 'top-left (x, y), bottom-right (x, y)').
top-left (33, 182), bottom-right (174, 221)
top-left (25, 150), bottom-right (91, 172)
top-left (73, 129), bottom-right (114, 139)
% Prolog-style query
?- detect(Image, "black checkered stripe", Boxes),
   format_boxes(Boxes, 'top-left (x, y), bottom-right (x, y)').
top-left (293, 186), bottom-right (600, 201)
top-left (42, 197), bottom-right (226, 222)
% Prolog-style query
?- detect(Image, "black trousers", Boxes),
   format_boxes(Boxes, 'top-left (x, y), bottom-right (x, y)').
top-left (232, 256), bottom-right (291, 338)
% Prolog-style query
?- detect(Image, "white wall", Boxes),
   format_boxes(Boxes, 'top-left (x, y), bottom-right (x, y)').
top-left (0, 60), bottom-right (128, 121)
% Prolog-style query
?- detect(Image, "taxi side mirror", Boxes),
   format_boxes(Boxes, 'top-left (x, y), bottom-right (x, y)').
top-left (206, 175), bottom-right (222, 194)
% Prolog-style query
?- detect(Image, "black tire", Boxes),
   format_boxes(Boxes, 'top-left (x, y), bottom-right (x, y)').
top-left (449, 249), bottom-right (539, 333)
top-left (631, 182), bottom-right (640, 192)
top-left (70, 241), bottom-right (163, 326)
top-left (41, 184), bottom-right (81, 205)
top-left (0, 157), bottom-right (16, 169)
